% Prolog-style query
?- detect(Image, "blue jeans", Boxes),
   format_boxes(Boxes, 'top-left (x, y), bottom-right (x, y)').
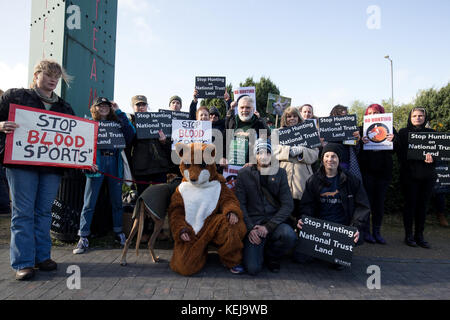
top-left (78, 155), bottom-right (123, 237)
top-left (6, 167), bottom-right (61, 270)
top-left (243, 223), bottom-right (297, 275)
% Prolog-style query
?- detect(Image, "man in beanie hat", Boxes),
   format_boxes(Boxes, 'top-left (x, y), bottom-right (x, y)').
top-left (236, 138), bottom-right (297, 275)
top-left (293, 143), bottom-right (370, 270)
top-left (169, 95), bottom-right (182, 111)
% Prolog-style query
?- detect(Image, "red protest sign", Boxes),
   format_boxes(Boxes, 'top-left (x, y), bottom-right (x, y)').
top-left (4, 104), bottom-right (98, 169)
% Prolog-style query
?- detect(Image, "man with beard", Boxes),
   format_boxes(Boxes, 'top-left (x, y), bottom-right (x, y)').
top-left (224, 96), bottom-right (269, 167)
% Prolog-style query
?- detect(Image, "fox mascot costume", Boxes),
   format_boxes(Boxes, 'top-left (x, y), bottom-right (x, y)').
top-left (168, 143), bottom-right (247, 276)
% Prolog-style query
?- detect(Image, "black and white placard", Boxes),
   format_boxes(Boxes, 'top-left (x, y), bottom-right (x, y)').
top-left (195, 76), bottom-right (226, 99)
top-left (407, 132), bottom-right (450, 161)
top-left (319, 115), bottom-right (358, 142)
top-left (135, 112), bottom-right (172, 139)
top-left (436, 163), bottom-right (450, 187)
top-left (97, 121), bottom-right (126, 149)
top-left (277, 120), bottom-right (321, 149)
top-left (296, 216), bottom-right (358, 267)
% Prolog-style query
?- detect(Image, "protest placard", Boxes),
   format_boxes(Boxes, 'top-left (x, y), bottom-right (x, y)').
top-left (266, 93), bottom-right (291, 116)
top-left (362, 113), bottom-right (394, 150)
top-left (436, 163), bottom-right (450, 187)
top-left (227, 137), bottom-right (248, 166)
top-left (222, 165), bottom-right (242, 192)
top-left (296, 216), bottom-right (358, 267)
top-left (158, 109), bottom-right (190, 137)
top-left (171, 120), bottom-right (212, 149)
top-left (407, 132), bottom-right (450, 161)
top-left (277, 120), bottom-right (321, 149)
top-left (135, 112), bottom-right (172, 139)
top-left (319, 115), bottom-right (358, 142)
top-left (4, 104), bottom-right (97, 169)
top-left (233, 86), bottom-right (256, 113)
top-left (97, 121), bottom-right (126, 149)
top-left (195, 76), bottom-right (226, 99)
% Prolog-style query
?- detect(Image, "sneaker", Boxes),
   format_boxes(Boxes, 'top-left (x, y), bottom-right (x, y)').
top-left (230, 264), bottom-right (245, 274)
top-left (73, 237), bottom-right (89, 254)
top-left (115, 232), bottom-right (126, 246)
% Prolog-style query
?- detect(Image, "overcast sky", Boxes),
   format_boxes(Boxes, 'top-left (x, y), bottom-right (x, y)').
top-left (1, 0), bottom-right (449, 116)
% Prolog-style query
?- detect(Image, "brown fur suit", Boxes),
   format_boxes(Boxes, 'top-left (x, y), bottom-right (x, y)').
top-left (168, 143), bottom-right (247, 276)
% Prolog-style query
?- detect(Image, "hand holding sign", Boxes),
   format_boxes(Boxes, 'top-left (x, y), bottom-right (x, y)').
top-left (0, 121), bottom-right (19, 134)
top-left (425, 153), bottom-right (434, 164)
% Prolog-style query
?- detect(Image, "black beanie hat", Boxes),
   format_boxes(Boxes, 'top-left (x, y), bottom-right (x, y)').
top-left (321, 143), bottom-right (343, 162)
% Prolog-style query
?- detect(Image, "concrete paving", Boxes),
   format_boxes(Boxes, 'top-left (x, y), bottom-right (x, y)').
top-left (1, 244), bottom-right (449, 300)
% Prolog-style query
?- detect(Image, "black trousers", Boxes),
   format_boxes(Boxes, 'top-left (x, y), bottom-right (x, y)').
top-left (362, 173), bottom-right (390, 230)
top-left (401, 176), bottom-right (435, 238)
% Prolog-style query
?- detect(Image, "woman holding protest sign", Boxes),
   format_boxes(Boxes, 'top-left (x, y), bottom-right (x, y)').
top-left (397, 107), bottom-right (436, 248)
top-left (0, 59), bottom-right (75, 280)
top-left (358, 104), bottom-right (398, 244)
top-left (273, 107), bottom-right (319, 224)
top-left (73, 97), bottom-right (135, 254)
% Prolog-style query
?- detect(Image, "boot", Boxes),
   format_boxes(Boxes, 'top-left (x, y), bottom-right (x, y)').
top-left (364, 231), bottom-right (376, 244)
top-left (404, 233), bottom-right (417, 247)
top-left (436, 212), bottom-right (449, 227)
top-left (373, 226), bottom-right (386, 245)
top-left (414, 234), bottom-right (431, 249)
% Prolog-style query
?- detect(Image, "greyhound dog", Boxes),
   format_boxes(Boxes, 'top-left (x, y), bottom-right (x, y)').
top-left (120, 178), bottom-right (181, 266)
top-left (120, 198), bottom-right (164, 265)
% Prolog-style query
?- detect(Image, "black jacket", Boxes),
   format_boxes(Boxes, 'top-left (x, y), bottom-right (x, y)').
top-left (0, 88), bottom-right (75, 173)
top-left (298, 167), bottom-right (370, 231)
top-left (358, 126), bottom-right (398, 181)
top-left (396, 109), bottom-right (436, 181)
top-left (125, 114), bottom-right (172, 177)
top-left (236, 165), bottom-right (294, 234)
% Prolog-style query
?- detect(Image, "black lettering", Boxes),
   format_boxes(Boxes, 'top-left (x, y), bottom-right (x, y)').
top-left (37, 114), bottom-right (49, 128)
top-left (24, 145), bottom-right (34, 158)
top-left (37, 146), bottom-right (48, 158)
top-left (60, 148), bottom-right (71, 161)
top-left (49, 147), bottom-right (61, 160)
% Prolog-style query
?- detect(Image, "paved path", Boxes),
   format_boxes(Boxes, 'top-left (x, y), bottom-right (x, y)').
top-left (1, 245), bottom-right (449, 300)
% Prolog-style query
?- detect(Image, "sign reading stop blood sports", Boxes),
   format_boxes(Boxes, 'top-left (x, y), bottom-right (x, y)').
top-left (4, 104), bottom-right (98, 169)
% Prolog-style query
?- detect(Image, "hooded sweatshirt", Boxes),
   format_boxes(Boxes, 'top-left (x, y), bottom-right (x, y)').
top-left (397, 109), bottom-right (437, 181)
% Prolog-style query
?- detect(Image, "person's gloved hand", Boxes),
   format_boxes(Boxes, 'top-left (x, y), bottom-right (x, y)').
top-left (289, 145), bottom-right (304, 157)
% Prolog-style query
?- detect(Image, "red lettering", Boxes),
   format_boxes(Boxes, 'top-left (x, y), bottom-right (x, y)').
top-left (27, 130), bottom-right (40, 144)
top-left (93, 28), bottom-right (98, 51)
top-left (40, 132), bottom-right (53, 146)
top-left (65, 136), bottom-right (74, 147)
top-left (89, 88), bottom-right (98, 108)
top-left (75, 136), bottom-right (85, 148)
top-left (55, 133), bottom-right (64, 146)
top-left (90, 58), bottom-right (97, 81)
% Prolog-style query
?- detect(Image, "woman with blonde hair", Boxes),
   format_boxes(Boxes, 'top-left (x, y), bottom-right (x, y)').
top-left (0, 60), bottom-right (75, 280)
top-left (274, 106), bottom-right (319, 219)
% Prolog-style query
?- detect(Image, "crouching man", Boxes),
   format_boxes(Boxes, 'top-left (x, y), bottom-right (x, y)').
top-left (236, 139), bottom-right (297, 275)
top-left (293, 143), bottom-right (370, 270)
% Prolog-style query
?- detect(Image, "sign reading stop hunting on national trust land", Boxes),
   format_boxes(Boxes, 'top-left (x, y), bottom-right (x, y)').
top-left (134, 112), bottom-right (172, 139)
top-left (319, 115), bottom-right (358, 142)
top-left (195, 76), bottom-right (226, 99)
top-left (4, 104), bottom-right (98, 169)
top-left (296, 216), bottom-right (358, 267)
top-left (277, 120), bottom-right (321, 149)
top-left (407, 132), bottom-right (450, 161)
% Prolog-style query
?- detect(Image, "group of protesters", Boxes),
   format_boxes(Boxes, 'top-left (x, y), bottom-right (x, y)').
top-left (0, 59), bottom-right (448, 280)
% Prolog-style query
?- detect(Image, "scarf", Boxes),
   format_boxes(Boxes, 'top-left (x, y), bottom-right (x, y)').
top-left (34, 88), bottom-right (59, 105)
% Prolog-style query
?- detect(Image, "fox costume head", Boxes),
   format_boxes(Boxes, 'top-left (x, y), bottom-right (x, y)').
top-left (175, 143), bottom-right (219, 185)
